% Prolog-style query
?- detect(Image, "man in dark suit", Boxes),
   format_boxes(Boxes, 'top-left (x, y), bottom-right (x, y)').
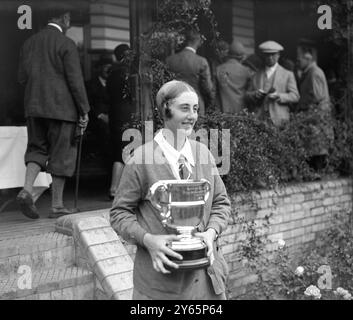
top-left (17, 9), bottom-right (90, 219)
top-left (166, 28), bottom-right (214, 115)
top-left (87, 58), bottom-right (112, 129)
top-left (86, 57), bottom-right (112, 163)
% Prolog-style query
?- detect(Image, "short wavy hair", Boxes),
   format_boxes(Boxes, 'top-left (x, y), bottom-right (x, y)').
top-left (156, 80), bottom-right (197, 119)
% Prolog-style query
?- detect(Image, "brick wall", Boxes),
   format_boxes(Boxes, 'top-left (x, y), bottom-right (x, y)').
top-left (222, 178), bottom-right (353, 299)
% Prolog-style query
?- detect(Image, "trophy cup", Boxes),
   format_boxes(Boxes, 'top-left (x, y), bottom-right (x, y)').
top-left (149, 179), bottom-right (211, 269)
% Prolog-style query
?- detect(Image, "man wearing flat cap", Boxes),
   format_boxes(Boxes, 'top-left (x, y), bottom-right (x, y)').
top-left (215, 40), bottom-right (252, 114)
top-left (245, 40), bottom-right (299, 126)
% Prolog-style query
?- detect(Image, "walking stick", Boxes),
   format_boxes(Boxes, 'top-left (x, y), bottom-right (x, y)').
top-left (74, 127), bottom-right (84, 212)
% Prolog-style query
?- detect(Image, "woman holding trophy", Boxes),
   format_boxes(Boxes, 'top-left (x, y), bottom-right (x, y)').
top-left (110, 80), bottom-right (231, 300)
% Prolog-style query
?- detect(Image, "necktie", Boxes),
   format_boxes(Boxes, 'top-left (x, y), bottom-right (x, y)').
top-left (178, 155), bottom-right (190, 180)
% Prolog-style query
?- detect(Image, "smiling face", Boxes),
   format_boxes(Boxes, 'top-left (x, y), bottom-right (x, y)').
top-left (164, 91), bottom-right (199, 137)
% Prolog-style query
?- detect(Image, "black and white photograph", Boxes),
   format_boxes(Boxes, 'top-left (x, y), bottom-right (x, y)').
top-left (0, 0), bottom-right (352, 305)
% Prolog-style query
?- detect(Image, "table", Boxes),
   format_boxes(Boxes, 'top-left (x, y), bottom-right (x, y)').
top-left (0, 126), bottom-right (52, 189)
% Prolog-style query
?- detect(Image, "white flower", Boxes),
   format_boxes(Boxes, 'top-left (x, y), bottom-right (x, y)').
top-left (304, 285), bottom-right (321, 299)
top-left (343, 293), bottom-right (352, 300)
top-left (294, 266), bottom-right (304, 276)
top-left (335, 287), bottom-right (350, 297)
top-left (278, 239), bottom-right (286, 249)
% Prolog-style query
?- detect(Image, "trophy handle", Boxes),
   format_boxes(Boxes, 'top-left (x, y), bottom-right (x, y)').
top-left (149, 181), bottom-right (169, 211)
top-left (200, 179), bottom-right (211, 202)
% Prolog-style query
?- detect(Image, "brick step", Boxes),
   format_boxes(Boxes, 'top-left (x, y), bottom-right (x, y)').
top-left (0, 232), bottom-right (75, 276)
top-left (0, 266), bottom-right (94, 300)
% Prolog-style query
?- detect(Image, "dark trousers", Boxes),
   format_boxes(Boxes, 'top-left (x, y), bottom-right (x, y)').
top-left (25, 117), bottom-right (78, 177)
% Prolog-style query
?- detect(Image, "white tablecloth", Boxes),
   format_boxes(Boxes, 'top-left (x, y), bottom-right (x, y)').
top-left (0, 126), bottom-right (52, 189)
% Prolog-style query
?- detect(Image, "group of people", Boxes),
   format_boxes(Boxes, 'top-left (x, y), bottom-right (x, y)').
top-left (165, 29), bottom-right (333, 170)
top-left (15, 8), bottom-right (333, 301)
top-left (169, 30), bottom-right (331, 123)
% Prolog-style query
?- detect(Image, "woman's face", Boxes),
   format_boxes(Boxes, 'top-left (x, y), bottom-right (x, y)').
top-left (164, 91), bottom-right (199, 137)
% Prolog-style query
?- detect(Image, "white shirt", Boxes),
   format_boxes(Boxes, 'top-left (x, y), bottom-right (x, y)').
top-left (265, 62), bottom-right (278, 79)
top-left (185, 46), bottom-right (196, 54)
top-left (48, 23), bottom-right (63, 33)
top-left (98, 76), bottom-right (106, 87)
top-left (154, 130), bottom-right (195, 180)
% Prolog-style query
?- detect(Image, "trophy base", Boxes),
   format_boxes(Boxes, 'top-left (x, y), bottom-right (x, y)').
top-left (172, 256), bottom-right (210, 269)
top-left (169, 240), bottom-right (210, 269)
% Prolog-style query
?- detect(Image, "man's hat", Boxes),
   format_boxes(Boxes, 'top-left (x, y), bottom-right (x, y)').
top-left (229, 40), bottom-right (246, 59)
top-left (258, 41), bottom-right (284, 53)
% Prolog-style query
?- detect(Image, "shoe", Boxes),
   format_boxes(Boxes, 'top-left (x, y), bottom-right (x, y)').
top-left (16, 189), bottom-right (39, 219)
top-left (48, 207), bottom-right (78, 219)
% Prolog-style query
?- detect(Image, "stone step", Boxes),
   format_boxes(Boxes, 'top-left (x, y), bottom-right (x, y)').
top-left (0, 232), bottom-right (75, 276)
top-left (0, 266), bottom-right (94, 300)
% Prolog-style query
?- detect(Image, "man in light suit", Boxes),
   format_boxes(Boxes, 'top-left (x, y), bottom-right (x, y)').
top-left (17, 9), bottom-right (90, 219)
top-left (215, 40), bottom-right (252, 114)
top-left (245, 41), bottom-right (300, 126)
top-left (166, 28), bottom-right (213, 115)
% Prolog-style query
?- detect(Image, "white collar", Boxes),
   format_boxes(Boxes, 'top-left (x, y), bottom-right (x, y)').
top-left (98, 76), bottom-right (106, 87)
top-left (265, 62), bottom-right (278, 72)
top-left (154, 130), bottom-right (195, 179)
top-left (185, 46), bottom-right (196, 54)
top-left (48, 23), bottom-right (63, 33)
top-left (265, 62), bottom-right (278, 78)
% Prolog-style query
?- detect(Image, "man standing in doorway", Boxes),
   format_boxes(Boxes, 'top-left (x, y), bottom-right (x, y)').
top-left (17, 9), bottom-right (90, 219)
top-left (166, 28), bottom-right (214, 115)
top-left (245, 41), bottom-right (299, 126)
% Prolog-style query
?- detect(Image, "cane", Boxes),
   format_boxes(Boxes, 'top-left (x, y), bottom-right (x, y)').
top-left (74, 127), bottom-right (84, 212)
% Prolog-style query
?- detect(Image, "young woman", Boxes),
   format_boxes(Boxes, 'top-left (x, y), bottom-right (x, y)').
top-left (110, 80), bottom-right (230, 300)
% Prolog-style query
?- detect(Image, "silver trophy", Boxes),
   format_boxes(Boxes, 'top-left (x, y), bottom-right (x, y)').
top-left (149, 179), bottom-right (211, 269)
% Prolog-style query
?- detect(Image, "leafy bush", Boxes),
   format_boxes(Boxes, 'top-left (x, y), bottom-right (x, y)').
top-left (196, 109), bottom-right (353, 193)
top-left (125, 108), bottom-right (352, 194)
top-left (238, 211), bottom-right (353, 300)
top-left (196, 110), bottom-right (282, 194)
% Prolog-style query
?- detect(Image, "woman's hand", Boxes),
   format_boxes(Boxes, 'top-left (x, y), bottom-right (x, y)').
top-left (143, 233), bottom-right (183, 274)
top-left (194, 228), bottom-right (217, 265)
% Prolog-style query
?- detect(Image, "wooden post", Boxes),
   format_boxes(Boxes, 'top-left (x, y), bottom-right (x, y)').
top-left (347, 0), bottom-right (353, 120)
top-left (129, 0), bottom-right (157, 125)
top-left (129, 0), bottom-right (141, 118)
top-left (347, 0), bottom-right (353, 230)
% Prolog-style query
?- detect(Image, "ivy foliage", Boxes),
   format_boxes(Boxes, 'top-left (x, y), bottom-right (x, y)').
top-left (196, 110), bottom-right (353, 195)
top-left (139, 0), bottom-right (220, 120)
